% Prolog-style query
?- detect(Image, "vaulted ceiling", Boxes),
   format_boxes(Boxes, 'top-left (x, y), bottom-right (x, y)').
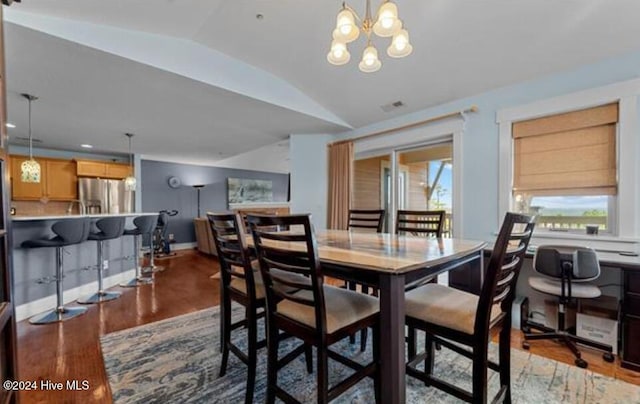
top-left (4, 1), bottom-right (640, 170)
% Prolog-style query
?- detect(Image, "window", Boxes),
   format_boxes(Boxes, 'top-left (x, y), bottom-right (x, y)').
top-left (511, 103), bottom-right (618, 234)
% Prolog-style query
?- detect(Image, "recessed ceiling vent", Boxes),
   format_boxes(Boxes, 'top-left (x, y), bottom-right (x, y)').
top-left (14, 136), bottom-right (43, 144)
top-left (381, 100), bottom-right (406, 113)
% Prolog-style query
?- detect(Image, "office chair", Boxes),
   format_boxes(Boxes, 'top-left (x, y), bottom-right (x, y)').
top-left (522, 245), bottom-right (614, 368)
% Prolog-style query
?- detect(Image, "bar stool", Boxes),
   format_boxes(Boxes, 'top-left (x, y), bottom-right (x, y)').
top-left (121, 215), bottom-right (158, 287)
top-left (77, 217), bottom-right (125, 304)
top-left (22, 218), bottom-right (91, 325)
top-left (142, 213), bottom-right (165, 274)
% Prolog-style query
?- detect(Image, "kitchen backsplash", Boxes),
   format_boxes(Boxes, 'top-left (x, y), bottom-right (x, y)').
top-left (12, 201), bottom-right (80, 216)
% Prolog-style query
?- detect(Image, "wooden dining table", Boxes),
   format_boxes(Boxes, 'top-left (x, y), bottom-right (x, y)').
top-left (253, 229), bottom-right (487, 404)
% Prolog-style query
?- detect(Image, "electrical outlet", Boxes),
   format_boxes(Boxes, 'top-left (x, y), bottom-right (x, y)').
top-left (168, 234), bottom-right (175, 241)
top-left (103, 260), bottom-right (109, 270)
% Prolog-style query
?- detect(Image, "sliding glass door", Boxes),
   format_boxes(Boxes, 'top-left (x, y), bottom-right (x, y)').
top-left (353, 140), bottom-right (454, 235)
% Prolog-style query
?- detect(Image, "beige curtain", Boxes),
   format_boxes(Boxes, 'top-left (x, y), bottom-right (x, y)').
top-left (327, 142), bottom-right (354, 229)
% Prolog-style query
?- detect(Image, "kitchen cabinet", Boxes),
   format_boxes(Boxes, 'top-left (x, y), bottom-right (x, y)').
top-left (45, 160), bottom-right (77, 200)
top-left (105, 163), bottom-right (132, 179)
top-left (10, 156), bottom-right (78, 201)
top-left (77, 160), bottom-right (131, 179)
top-left (76, 160), bottom-right (106, 177)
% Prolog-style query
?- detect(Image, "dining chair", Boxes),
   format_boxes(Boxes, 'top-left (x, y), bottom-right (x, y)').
top-left (208, 212), bottom-right (311, 404)
top-left (346, 209), bottom-right (385, 351)
top-left (404, 212), bottom-right (535, 403)
top-left (396, 209), bottom-right (446, 237)
top-left (348, 209), bottom-right (385, 233)
top-left (247, 213), bottom-right (381, 404)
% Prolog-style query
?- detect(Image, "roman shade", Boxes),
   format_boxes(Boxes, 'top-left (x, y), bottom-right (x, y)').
top-left (512, 103), bottom-right (618, 196)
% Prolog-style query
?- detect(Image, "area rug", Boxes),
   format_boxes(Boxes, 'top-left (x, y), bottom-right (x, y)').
top-left (101, 306), bottom-right (640, 403)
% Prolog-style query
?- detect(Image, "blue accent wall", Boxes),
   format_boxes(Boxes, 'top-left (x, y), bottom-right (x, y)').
top-left (140, 159), bottom-right (289, 243)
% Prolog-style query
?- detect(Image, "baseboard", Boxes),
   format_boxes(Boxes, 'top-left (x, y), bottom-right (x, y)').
top-left (15, 268), bottom-right (136, 322)
top-left (173, 242), bottom-right (197, 251)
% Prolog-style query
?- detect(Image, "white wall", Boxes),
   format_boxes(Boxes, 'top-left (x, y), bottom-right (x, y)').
top-left (290, 49), bottom-right (640, 241)
top-left (289, 134), bottom-right (331, 229)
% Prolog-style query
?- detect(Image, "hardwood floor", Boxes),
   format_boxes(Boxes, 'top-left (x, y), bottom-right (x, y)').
top-left (15, 250), bottom-right (639, 403)
top-left (16, 250), bottom-right (219, 404)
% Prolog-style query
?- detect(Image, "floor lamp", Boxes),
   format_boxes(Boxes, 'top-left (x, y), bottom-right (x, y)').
top-left (193, 185), bottom-right (205, 217)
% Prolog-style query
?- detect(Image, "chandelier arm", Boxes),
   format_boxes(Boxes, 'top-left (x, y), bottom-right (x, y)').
top-left (343, 3), bottom-right (363, 24)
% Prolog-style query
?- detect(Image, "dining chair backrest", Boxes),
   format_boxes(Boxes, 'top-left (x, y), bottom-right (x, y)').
top-left (207, 212), bottom-right (259, 301)
top-left (475, 212), bottom-right (535, 335)
top-left (246, 214), bottom-right (322, 331)
top-left (396, 210), bottom-right (446, 237)
top-left (348, 209), bottom-right (385, 233)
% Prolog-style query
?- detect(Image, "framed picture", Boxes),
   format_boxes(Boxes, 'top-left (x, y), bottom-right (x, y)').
top-left (227, 178), bottom-right (273, 205)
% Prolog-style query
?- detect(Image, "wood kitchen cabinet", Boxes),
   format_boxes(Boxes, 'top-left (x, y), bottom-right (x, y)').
top-left (76, 160), bottom-right (106, 177)
top-left (45, 159), bottom-right (78, 200)
top-left (105, 162), bottom-right (132, 179)
top-left (77, 160), bottom-right (131, 179)
top-left (11, 156), bottom-right (132, 201)
top-left (10, 156), bottom-right (78, 201)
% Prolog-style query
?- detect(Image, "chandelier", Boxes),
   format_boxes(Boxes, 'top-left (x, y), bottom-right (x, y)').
top-left (327, 0), bottom-right (412, 73)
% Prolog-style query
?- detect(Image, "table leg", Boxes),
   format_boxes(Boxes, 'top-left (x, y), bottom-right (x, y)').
top-left (379, 274), bottom-right (406, 404)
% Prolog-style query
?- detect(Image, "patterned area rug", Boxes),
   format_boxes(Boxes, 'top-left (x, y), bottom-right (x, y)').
top-left (101, 306), bottom-right (639, 403)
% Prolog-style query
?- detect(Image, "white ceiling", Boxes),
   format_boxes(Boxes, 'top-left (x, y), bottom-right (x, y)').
top-left (4, 0), bottom-right (640, 168)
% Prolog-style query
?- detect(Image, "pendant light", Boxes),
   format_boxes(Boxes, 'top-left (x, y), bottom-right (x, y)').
top-left (20, 93), bottom-right (41, 183)
top-left (124, 133), bottom-right (136, 191)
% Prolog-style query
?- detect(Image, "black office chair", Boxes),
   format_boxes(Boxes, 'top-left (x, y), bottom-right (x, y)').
top-left (522, 245), bottom-right (615, 368)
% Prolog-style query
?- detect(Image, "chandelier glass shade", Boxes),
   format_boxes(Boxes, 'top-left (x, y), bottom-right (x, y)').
top-left (327, 0), bottom-right (411, 73)
top-left (20, 93), bottom-right (41, 183)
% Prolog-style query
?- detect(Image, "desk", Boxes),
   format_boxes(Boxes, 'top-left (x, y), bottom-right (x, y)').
top-left (263, 230), bottom-right (486, 404)
top-left (485, 247), bottom-right (640, 371)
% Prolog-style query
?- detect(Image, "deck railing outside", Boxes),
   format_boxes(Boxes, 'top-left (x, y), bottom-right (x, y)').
top-left (533, 215), bottom-right (607, 231)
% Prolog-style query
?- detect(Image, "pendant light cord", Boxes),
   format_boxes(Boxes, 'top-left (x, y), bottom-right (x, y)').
top-left (28, 97), bottom-right (33, 160)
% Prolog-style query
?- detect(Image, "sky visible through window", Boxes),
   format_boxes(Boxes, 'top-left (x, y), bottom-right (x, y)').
top-left (428, 161), bottom-right (452, 210)
top-left (530, 195), bottom-right (608, 216)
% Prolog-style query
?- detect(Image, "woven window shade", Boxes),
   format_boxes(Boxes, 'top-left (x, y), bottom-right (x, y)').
top-left (512, 103), bottom-right (618, 196)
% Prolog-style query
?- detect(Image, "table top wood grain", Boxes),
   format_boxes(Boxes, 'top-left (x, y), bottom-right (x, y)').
top-left (250, 229), bottom-right (487, 274)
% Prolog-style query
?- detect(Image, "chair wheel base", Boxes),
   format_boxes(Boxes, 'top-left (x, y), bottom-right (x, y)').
top-left (603, 352), bottom-right (615, 363)
top-left (575, 358), bottom-right (588, 368)
top-left (120, 277), bottom-right (153, 287)
top-left (29, 306), bottom-right (87, 325)
top-left (77, 291), bottom-right (122, 304)
top-left (522, 341), bottom-right (530, 350)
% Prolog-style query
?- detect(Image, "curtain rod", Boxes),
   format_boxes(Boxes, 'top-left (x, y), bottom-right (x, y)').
top-left (330, 105), bottom-right (479, 146)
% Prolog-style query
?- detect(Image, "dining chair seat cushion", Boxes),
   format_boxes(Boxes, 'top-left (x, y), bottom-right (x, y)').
top-left (278, 285), bottom-right (379, 334)
top-left (405, 284), bottom-right (501, 335)
top-left (230, 270), bottom-right (267, 299)
top-left (529, 276), bottom-right (601, 299)
top-left (229, 262), bottom-right (308, 300)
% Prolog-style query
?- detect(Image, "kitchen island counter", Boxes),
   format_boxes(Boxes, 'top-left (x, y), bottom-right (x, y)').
top-left (12, 213), bottom-right (156, 320)
top-left (12, 212), bottom-right (157, 221)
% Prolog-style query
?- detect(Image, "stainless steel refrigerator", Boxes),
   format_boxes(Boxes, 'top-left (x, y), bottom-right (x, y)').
top-left (78, 178), bottom-right (134, 214)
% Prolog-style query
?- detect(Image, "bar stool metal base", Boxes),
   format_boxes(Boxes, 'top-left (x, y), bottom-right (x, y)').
top-left (141, 265), bottom-right (164, 274)
top-left (77, 290), bottom-right (122, 304)
top-left (120, 276), bottom-right (153, 288)
top-left (29, 306), bottom-right (87, 325)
